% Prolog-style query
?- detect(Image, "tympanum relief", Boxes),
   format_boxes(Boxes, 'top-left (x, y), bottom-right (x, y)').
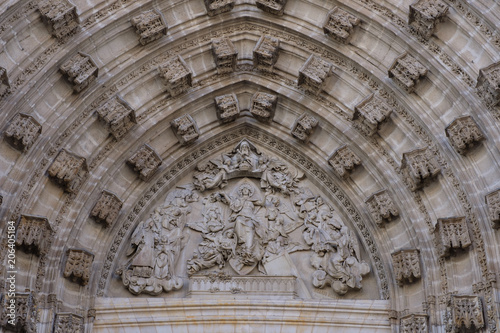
top-left (116, 140), bottom-right (372, 298)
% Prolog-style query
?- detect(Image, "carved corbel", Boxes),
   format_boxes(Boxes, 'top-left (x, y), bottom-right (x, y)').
top-left (90, 190), bottom-right (123, 227)
top-left (95, 95), bottom-right (137, 139)
top-left (47, 149), bottom-right (88, 193)
top-left (131, 9), bottom-right (167, 45)
top-left (204, 0), bottom-right (234, 16)
top-left (328, 145), bottom-right (361, 178)
top-left (212, 38), bottom-right (238, 74)
top-left (127, 144), bottom-right (162, 181)
top-left (253, 35), bottom-right (280, 72)
top-left (409, 0), bottom-right (448, 40)
top-left (451, 295), bottom-right (484, 332)
top-left (256, 0), bottom-right (287, 16)
top-left (38, 0), bottom-right (80, 39)
top-left (60, 52), bottom-right (98, 93)
top-left (291, 113), bottom-right (318, 142)
top-left (4, 113), bottom-right (42, 152)
top-left (365, 189), bottom-right (399, 227)
top-left (215, 93), bottom-right (240, 123)
top-left (298, 54), bottom-right (334, 95)
top-left (477, 61), bottom-right (500, 107)
top-left (15, 214), bottom-right (53, 255)
top-left (171, 114), bottom-right (200, 145)
top-left (0, 291), bottom-right (37, 333)
top-left (401, 147), bottom-right (440, 191)
top-left (389, 53), bottom-right (428, 93)
top-left (158, 55), bottom-right (193, 97)
top-left (392, 249), bottom-right (421, 285)
top-left (445, 116), bottom-right (484, 155)
top-left (250, 92), bottom-right (277, 122)
top-left (353, 94), bottom-right (393, 136)
top-left (323, 7), bottom-right (360, 44)
top-left (63, 249), bottom-right (94, 286)
top-left (434, 216), bottom-right (471, 258)
top-left (486, 189), bottom-right (500, 229)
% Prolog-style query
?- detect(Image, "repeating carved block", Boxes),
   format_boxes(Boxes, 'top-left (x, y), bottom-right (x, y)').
top-left (64, 249), bottom-right (94, 286)
top-left (353, 94), bottom-right (393, 136)
top-left (47, 149), bottom-right (88, 193)
top-left (445, 116), bottom-right (484, 155)
top-left (323, 7), bottom-right (360, 44)
top-left (38, 0), bottom-right (80, 39)
top-left (158, 55), bottom-right (193, 97)
top-left (212, 38), bottom-right (238, 74)
top-left (0, 66), bottom-right (10, 87)
top-left (409, 0), bottom-right (448, 40)
top-left (4, 113), bottom-right (42, 152)
top-left (171, 114), bottom-right (200, 145)
top-left (401, 148), bottom-right (440, 191)
top-left (256, 0), bottom-right (287, 16)
top-left (389, 53), bottom-right (428, 93)
top-left (253, 35), bottom-right (280, 72)
top-left (215, 93), bottom-right (240, 123)
top-left (328, 145), bottom-right (361, 178)
top-left (53, 313), bottom-right (84, 333)
top-left (451, 295), bottom-right (484, 332)
top-left (204, 0), bottom-right (234, 16)
top-left (95, 95), bottom-right (137, 139)
top-left (486, 189), bottom-right (500, 228)
top-left (291, 113), bottom-right (318, 142)
top-left (127, 144), bottom-right (162, 181)
top-left (365, 190), bottom-right (399, 227)
top-left (400, 314), bottom-right (428, 333)
top-left (298, 55), bottom-right (333, 95)
top-left (250, 92), bottom-right (277, 122)
top-left (434, 217), bottom-right (471, 258)
top-left (130, 9), bottom-right (167, 45)
top-left (0, 291), bottom-right (37, 333)
top-left (90, 190), bottom-right (123, 227)
top-left (60, 52), bottom-right (98, 93)
top-left (476, 61), bottom-right (500, 107)
top-left (15, 215), bottom-right (52, 255)
top-left (392, 249), bottom-right (421, 285)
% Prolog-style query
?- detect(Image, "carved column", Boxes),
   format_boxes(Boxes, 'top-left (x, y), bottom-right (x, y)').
top-left (353, 94), bottom-right (393, 136)
top-left (90, 190), bottom-right (123, 227)
top-left (212, 38), bottom-right (238, 74)
top-left (365, 189), bottom-right (399, 227)
top-left (15, 215), bottom-right (52, 255)
top-left (409, 0), bottom-right (448, 40)
top-left (389, 53), bottom-right (428, 93)
top-left (392, 249), bottom-right (421, 285)
top-left (400, 313), bottom-right (428, 333)
top-left (215, 93), bottom-right (240, 123)
top-left (477, 61), bottom-right (500, 107)
top-left (171, 114), bottom-right (200, 145)
top-left (4, 113), bottom-right (42, 152)
top-left (445, 116), bottom-right (484, 155)
top-left (256, 0), bottom-right (287, 16)
top-left (401, 147), bottom-right (441, 191)
top-left (60, 52), bottom-right (99, 93)
top-left (328, 145), bottom-right (361, 178)
top-left (95, 95), bottom-right (136, 139)
top-left (47, 149), bottom-right (88, 193)
top-left (253, 35), bottom-right (280, 72)
top-left (204, 0), bottom-right (234, 16)
top-left (127, 144), bottom-right (162, 181)
top-left (0, 291), bottom-right (37, 333)
top-left (131, 9), bottom-right (167, 45)
top-left (38, 0), bottom-right (79, 39)
top-left (158, 55), bottom-right (193, 97)
top-left (451, 295), bottom-right (484, 332)
top-left (0, 66), bottom-right (10, 87)
top-left (323, 7), bottom-right (360, 44)
top-left (486, 189), bottom-right (500, 228)
top-left (434, 216), bottom-right (471, 258)
top-left (291, 113), bottom-right (318, 142)
top-left (53, 313), bottom-right (84, 333)
top-left (298, 54), bottom-right (334, 95)
top-left (250, 92), bottom-right (277, 122)
top-left (63, 249), bottom-right (94, 286)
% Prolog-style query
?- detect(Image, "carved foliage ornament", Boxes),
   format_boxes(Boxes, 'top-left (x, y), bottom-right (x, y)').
top-left (328, 145), bottom-right (361, 178)
top-left (4, 113), bottom-right (42, 152)
top-left (127, 144), bottom-right (162, 181)
top-left (354, 94), bottom-right (393, 136)
top-left (47, 149), bottom-right (88, 193)
top-left (485, 189), bottom-right (500, 228)
top-left (215, 93), bottom-right (240, 123)
top-left (477, 61), bottom-right (500, 107)
top-left (131, 9), bottom-right (167, 45)
top-left (15, 215), bottom-right (53, 255)
top-left (451, 295), bottom-right (484, 332)
top-left (392, 249), bottom-right (421, 285)
top-left (204, 0), bottom-right (234, 16)
top-left (389, 53), bottom-right (428, 93)
top-left (250, 92), bottom-right (277, 122)
top-left (38, 0), bottom-right (80, 39)
top-left (64, 249), bottom-right (94, 286)
top-left (434, 216), bottom-right (471, 258)
top-left (409, 0), bottom-right (448, 40)
top-left (0, 291), bottom-right (37, 333)
top-left (445, 116), bottom-right (484, 155)
top-left (158, 55), bottom-right (192, 97)
top-left (253, 35), bottom-right (280, 72)
top-left (212, 38), bottom-right (238, 74)
top-left (400, 314), bottom-right (428, 333)
top-left (298, 54), bottom-right (333, 95)
top-left (365, 190), bottom-right (399, 227)
top-left (60, 52), bottom-right (98, 93)
top-left (171, 114), bottom-right (200, 145)
top-left (256, 0), bottom-right (287, 16)
top-left (53, 313), bottom-right (84, 333)
top-left (90, 190), bottom-right (123, 227)
top-left (323, 7), bottom-right (360, 44)
top-left (291, 113), bottom-right (318, 142)
top-left (95, 95), bottom-right (137, 139)
top-left (401, 147), bottom-right (440, 191)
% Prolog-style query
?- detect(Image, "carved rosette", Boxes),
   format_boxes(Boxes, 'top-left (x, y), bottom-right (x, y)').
top-left (400, 314), bottom-right (428, 333)
top-left (445, 116), bottom-right (484, 155)
top-left (256, 0), bottom-right (287, 16)
top-left (204, 0), bottom-right (234, 16)
top-left (401, 147), bottom-right (441, 191)
top-left (64, 249), bottom-right (94, 286)
top-left (0, 291), bottom-right (37, 333)
top-left (95, 95), bottom-right (137, 139)
top-left (298, 54), bottom-right (333, 95)
top-left (253, 35), bottom-right (280, 72)
top-left (38, 0), bottom-right (80, 39)
top-left (451, 295), bottom-right (484, 332)
top-left (291, 113), bottom-right (318, 142)
top-left (53, 313), bottom-right (84, 333)
top-left (4, 113), bottom-right (42, 152)
top-left (127, 144), bottom-right (162, 181)
top-left (389, 53), bottom-right (428, 93)
top-left (485, 189), bottom-right (500, 229)
top-left (15, 214), bottom-right (53, 255)
top-left (171, 114), bottom-right (200, 145)
top-left (60, 52), bottom-right (98, 93)
top-left (0, 66), bottom-right (10, 87)
top-left (409, 0), bottom-right (448, 40)
top-left (353, 94), bottom-right (393, 136)
top-left (365, 190), bottom-right (399, 227)
top-left (215, 93), bottom-right (240, 123)
top-left (392, 249), bottom-right (421, 285)
top-left (158, 55), bottom-right (193, 97)
top-left (131, 9), bottom-right (167, 45)
top-left (328, 145), bottom-right (361, 178)
top-left (212, 38), bottom-right (238, 74)
top-left (434, 217), bottom-right (471, 258)
top-left (47, 149), bottom-right (88, 193)
top-left (250, 92), bottom-right (277, 122)
top-left (477, 61), bottom-right (500, 108)
top-left (90, 190), bottom-right (123, 227)
top-left (323, 7), bottom-right (360, 44)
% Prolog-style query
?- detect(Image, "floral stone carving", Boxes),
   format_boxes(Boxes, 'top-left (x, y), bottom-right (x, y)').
top-left (47, 149), bottom-right (88, 193)
top-left (353, 94), bottom-right (393, 136)
top-left (15, 214), bottom-right (52, 255)
top-left (171, 114), bottom-right (200, 145)
top-left (434, 216), bottom-right (471, 258)
top-left (298, 54), bottom-right (334, 95)
top-left (328, 145), bottom-right (361, 178)
top-left (95, 95), bottom-right (137, 139)
top-left (400, 314), bottom-right (428, 333)
top-left (90, 190), bottom-right (123, 227)
top-left (0, 291), bottom-right (37, 333)
top-left (477, 61), bottom-right (500, 107)
top-left (401, 147), bottom-right (440, 191)
top-left (204, 0), bottom-right (234, 16)
top-left (158, 55), bottom-right (193, 97)
top-left (212, 38), bottom-right (238, 74)
top-left (365, 190), bottom-right (399, 227)
top-left (4, 113), bottom-right (42, 152)
top-left (131, 9), bottom-right (167, 45)
top-left (323, 7), bottom-right (360, 44)
top-left (253, 35), bottom-right (280, 72)
top-left (445, 116), bottom-right (484, 155)
top-left (64, 249), bottom-right (94, 285)
top-left (409, 0), bottom-right (448, 40)
top-left (389, 53), bottom-right (427, 93)
top-left (215, 93), bottom-right (240, 123)
top-left (53, 313), bottom-right (84, 333)
top-left (486, 189), bottom-right (500, 229)
top-left (127, 144), bottom-right (162, 181)
top-left (451, 295), bottom-right (484, 332)
top-left (38, 0), bottom-right (80, 39)
top-left (291, 113), bottom-right (318, 142)
top-left (392, 249), bottom-right (421, 285)
top-left (256, 0), bottom-right (287, 16)
top-left (60, 52), bottom-right (98, 92)
top-left (250, 92), bottom-right (277, 122)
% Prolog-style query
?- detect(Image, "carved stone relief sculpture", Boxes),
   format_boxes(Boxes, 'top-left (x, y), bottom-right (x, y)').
top-left (250, 92), bottom-right (277, 122)
top-left (95, 95), bottom-right (137, 139)
top-left (15, 214), bottom-right (52, 255)
top-left (215, 93), bottom-right (240, 123)
top-left (4, 113), bottom-right (42, 152)
top-left (434, 216), bottom-right (471, 258)
top-left (0, 66), bottom-right (10, 87)
top-left (291, 113), bottom-right (318, 142)
top-left (59, 52), bottom-right (98, 93)
top-left (253, 35), bottom-right (280, 72)
top-left (353, 94), bottom-right (393, 136)
top-left (130, 9), bottom-right (167, 45)
top-left (38, 0), bottom-right (80, 39)
top-left (389, 53), bottom-right (428, 93)
top-left (90, 190), bottom-right (123, 227)
top-left (401, 147), bottom-right (441, 191)
top-left (409, 0), bottom-right (448, 40)
top-left (445, 116), bottom-right (484, 155)
top-left (298, 54), bottom-right (334, 95)
top-left (64, 249), bottom-right (94, 286)
top-left (391, 249), bottom-right (421, 285)
top-left (171, 114), bottom-right (200, 145)
top-left (476, 61), bottom-right (500, 107)
top-left (400, 313), bottom-right (428, 333)
top-left (212, 38), bottom-right (238, 74)
top-left (328, 145), bottom-right (361, 178)
top-left (47, 149), bottom-right (88, 193)
top-left (127, 144), bottom-right (162, 181)
top-left (256, 0), bottom-right (287, 16)
top-left (158, 55), bottom-right (193, 97)
top-left (323, 7), bottom-right (360, 44)
top-left (451, 295), bottom-right (484, 332)
top-left (53, 313), bottom-right (84, 333)
top-left (485, 189), bottom-right (500, 229)
top-left (365, 190), bottom-right (399, 227)
top-left (0, 291), bottom-right (37, 333)
top-left (204, 0), bottom-right (234, 16)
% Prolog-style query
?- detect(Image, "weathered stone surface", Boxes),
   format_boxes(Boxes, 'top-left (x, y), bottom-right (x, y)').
top-left (215, 93), bottom-right (240, 123)
top-left (253, 35), bottom-right (280, 72)
top-left (95, 95), bottom-right (136, 139)
top-left (298, 55), bottom-right (333, 95)
top-left (477, 61), bottom-right (500, 107)
top-left (291, 113), bottom-right (318, 142)
top-left (131, 9), bottom-right (167, 45)
top-left (434, 216), bottom-right (471, 258)
top-left (486, 189), bottom-right (500, 228)
top-left (64, 249), bottom-right (94, 286)
top-left (60, 52), bottom-right (98, 92)
top-left (4, 113), bottom-right (42, 152)
top-left (392, 249), bottom-right (421, 285)
top-left (400, 314), bottom-right (428, 333)
top-left (47, 149), bottom-right (88, 193)
top-left (0, 291), bottom-right (37, 333)
top-left (401, 148), bottom-right (440, 191)
top-left (15, 214), bottom-right (52, 255)
top-left (323, 7), bottom-right (360, 44)
top-left (354, 94), bottom-right (393, 136)
top-left (53, 313), bottom-right (84, 333)
top-left (212, 38), bottom-right (238, 74)
top-left (90, 190), bottom-right (123, 227)
top-left (256, 0), bottom-right (287, 16)
top-left (127, 144), bottom-right (162, 181)
top-left (365, 190), bottom-right (399, 227)
top-left (158, 55), bottom-right (192, 97)
top-left (451, 295), bottom-right (484, 332)
top-left (38, 0), bottom-right (80, 39)
top-left (204, 0), bottom-right (234, 16)
top-left (250, 92), bottom-right (277, 122)
top-left (445, 116), bottom-right (484, 155)
top-left (0, 66), bottom-right (11, 87)
top-left (409, 0), bottom-right (448, 40)
top-left (328, 145), bottom-right (361, 178)
top-left (389, 53), bottom-right (427, 93)
top-left (171, 114), bottom-right (200, 145)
